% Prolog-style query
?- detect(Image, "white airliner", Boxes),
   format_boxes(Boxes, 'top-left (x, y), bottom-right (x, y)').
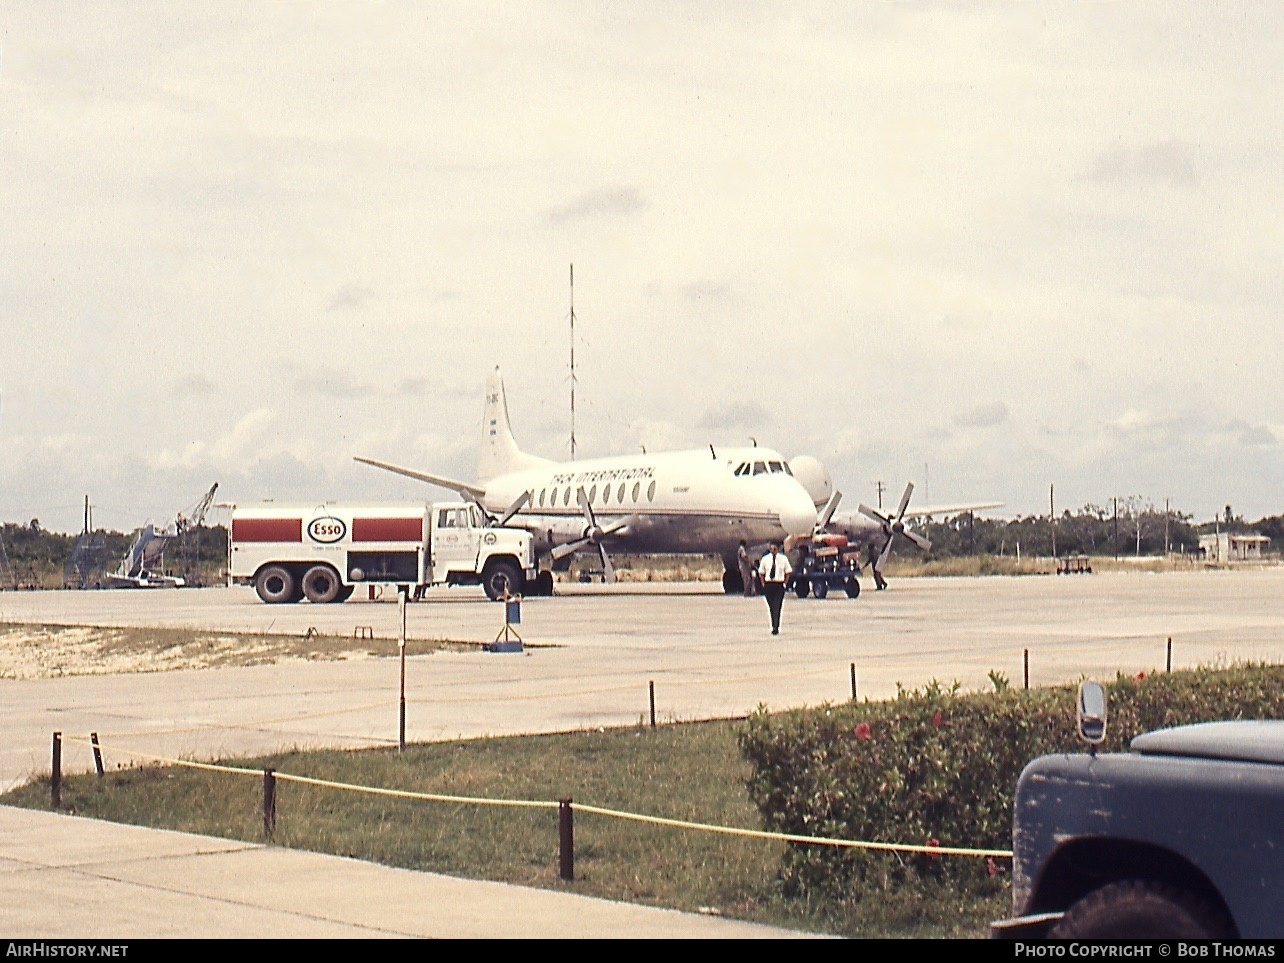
top-left (356, 368), bottom-right (820, 594)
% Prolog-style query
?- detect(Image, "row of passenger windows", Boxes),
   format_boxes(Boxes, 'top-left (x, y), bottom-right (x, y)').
top-left (733, 460), bottom-right (791, 477)
top-left (537, 479), bottom-right (657, 509)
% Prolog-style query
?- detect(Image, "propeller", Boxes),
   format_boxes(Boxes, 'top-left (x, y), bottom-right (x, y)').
top-left (858, 482), bottom-right (932, 575)
top-left (548, 487), bottom-right (633, 583)
top-left (490, 490), bottom-right (531, 528)
top-left (816, 490), bottom-right (843, 531)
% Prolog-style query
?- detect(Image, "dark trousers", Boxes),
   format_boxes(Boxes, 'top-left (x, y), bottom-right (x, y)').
top-left (762, 582), bottom-right (786, 632)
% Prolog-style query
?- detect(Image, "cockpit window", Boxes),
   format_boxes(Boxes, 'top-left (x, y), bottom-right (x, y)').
top-left (782, 462), bottom-right (793, 475)
top-left (752, 461), bottom-right (767, 475)
top-left (734, 462), bottom-right (749, 476)
top-left (768, 461), bottom-right (784, 473)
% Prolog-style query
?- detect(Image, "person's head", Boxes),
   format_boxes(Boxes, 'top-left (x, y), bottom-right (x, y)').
top-left (739, 540), bottom-right (746, 548)
top-left (769, 542), bottom-right (780, 554)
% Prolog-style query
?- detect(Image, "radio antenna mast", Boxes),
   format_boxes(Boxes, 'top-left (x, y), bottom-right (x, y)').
top-left (569, 263), bottom-right (577, 460)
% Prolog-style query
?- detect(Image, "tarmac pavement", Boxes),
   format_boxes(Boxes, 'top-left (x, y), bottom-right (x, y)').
top-left (0, 807), bottom-right (808, 938)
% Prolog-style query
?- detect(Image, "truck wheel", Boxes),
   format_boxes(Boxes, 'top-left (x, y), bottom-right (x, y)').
top-left (845, 577), bottom-right (861, 598)
top-left (482, 560), bottom-right (522, 601)
top-left (1050, 881), bottom-right (1231, 939)
top-left (255, 565), bottom-right (298, 605)
top-left (302, 565), bottom-right (342, 604)
top-left (793, 578), bottom-right (810, 599)
top-left (813, 579), bottom-right (829, 599)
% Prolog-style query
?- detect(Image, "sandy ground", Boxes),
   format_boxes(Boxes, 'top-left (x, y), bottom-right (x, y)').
top-left (0, 621), bottom-right (396, 680)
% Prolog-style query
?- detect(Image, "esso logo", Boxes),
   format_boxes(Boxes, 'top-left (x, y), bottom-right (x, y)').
top-left (307, 516), bottom-right (347, 543)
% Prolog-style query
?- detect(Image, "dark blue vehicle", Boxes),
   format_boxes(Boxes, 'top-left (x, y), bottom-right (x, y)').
top-left (993, 686), bottom-right (1284, 939)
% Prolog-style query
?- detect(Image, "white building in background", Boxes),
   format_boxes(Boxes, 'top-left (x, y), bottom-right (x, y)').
top-left (1199, 532), bottom-right (1271, 563)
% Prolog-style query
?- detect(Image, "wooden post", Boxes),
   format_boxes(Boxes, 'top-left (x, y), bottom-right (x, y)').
top-left (91, 732), bottom-right (104, 776)
top-left (399, 587), bottom-right (407, 752)
top-left (648, 680), bottom-right (656, 728)
top-left (1023, 649), bottom-right (1030, 690)
top-left (51, 732), bottom-right (61, 809)
top-left (559, 798), bottom-right (575, 881)
top-left (850, 662), bottom-right (858, 700)
top-left (263, 768), bottom-right (276, 840)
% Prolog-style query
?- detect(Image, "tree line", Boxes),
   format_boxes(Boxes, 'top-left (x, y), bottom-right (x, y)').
top-left (1, 520), bottom-right (228, 588)
top-left (918, 502), bottom-right (1282, 560)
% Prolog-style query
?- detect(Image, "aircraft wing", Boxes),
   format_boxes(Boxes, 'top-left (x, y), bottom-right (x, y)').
top-left (354, 456), bottom-right (488, 500)
top-left (904, 501), bottom-right (1004, 519)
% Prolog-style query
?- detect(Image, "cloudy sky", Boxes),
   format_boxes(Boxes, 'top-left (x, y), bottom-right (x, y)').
top-left (2, 2), bottom-right (1281, 534)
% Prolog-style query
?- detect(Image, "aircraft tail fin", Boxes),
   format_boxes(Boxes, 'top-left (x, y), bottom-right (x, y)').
top-left (478, 367), bottom-right (552, 482)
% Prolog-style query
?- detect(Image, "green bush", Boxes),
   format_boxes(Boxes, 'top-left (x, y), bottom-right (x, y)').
top-left (740, 665), bottom-right (1284, 904)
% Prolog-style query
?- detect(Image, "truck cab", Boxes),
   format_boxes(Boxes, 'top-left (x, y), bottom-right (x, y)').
top-left (426, 501), bottom-right (532, 600)
top-left (993, 685), bottom-right (1284, 939)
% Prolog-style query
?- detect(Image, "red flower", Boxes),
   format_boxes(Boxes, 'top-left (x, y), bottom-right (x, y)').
top-left (925, 838), bottom-right (940, 859)
top-left (1135, 671), bottom-right (1147, 681)
top-left (931, 710), bottom-right (943, 729)
top-left (855, 722), bottom-right (872, 741)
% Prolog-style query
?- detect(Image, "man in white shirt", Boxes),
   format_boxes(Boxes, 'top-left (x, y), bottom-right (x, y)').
top-left (757, 542), bottom-right (793, 635)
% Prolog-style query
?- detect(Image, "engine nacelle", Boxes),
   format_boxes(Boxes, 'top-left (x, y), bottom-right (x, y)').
top-left (789, 455), bottom-right (832, 509)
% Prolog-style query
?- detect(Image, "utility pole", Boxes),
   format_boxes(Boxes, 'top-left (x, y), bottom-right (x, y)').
top-left (1113, 497), bottom-right (1119, 560)
top-left (1050, 483), bottom-right (1056, 559)
top-left (1164, 498), bottom-right (1170, 555)
top-left (874, 480), bottom-right (886, 511)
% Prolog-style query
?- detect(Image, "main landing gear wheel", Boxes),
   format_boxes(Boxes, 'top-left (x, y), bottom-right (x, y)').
top-left (722, 570), bottom-right (744, 595)
top-left (302, 565), bottom-right (343, 604)
top-left (255, 565), bottom-right (299, 604)
top-left (483, 560), bottom-right (522, 601)
top-left (531, 570), bottom-right (555, 596)
top-left (1049, 880), bottom-right (1232, 939)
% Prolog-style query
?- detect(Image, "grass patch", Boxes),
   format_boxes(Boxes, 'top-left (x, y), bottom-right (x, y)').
top-left (1, 719), bottom-right (1005, 937)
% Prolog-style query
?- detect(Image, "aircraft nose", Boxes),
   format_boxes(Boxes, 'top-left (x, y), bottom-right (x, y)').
top-left (778, 487), bottom-right (818, 537)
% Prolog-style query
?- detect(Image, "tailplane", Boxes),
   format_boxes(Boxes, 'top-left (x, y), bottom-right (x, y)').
top-left (478, 367), bottom-right (553, 482)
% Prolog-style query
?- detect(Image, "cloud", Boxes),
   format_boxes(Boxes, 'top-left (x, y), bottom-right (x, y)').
top-left (1236, 423), bottom-right (1277, 447)
top-left (171, 374), bottom-right (218, 398)
top-left (1083, 139), bottom-right (1200, 186)
top-left (544, 187), bottom-right (646, 224)
top-left (953, 401), bottom-right (1009, 429)
top-left (682, 280), bottom-right (731, 302)
top-left (698, 401), bottom-right (771, 434)
top-left (327, 284), bottom-right (377, 311)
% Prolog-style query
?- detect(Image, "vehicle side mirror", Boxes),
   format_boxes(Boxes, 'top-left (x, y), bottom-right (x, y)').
top-left (1077, 681), bottom-right (1108, 745)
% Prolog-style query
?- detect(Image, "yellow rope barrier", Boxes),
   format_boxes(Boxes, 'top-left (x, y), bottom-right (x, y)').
top-left (271, 771), bottom-right (558, 810)
top-left (572, 801), bottom-right (1012, 858)
top-left (60, 737), bottom-right (261, 777)
top-left (63, 735), bottom-right (1010, 859)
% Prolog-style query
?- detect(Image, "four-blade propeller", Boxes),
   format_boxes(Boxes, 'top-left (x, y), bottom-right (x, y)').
top-left (857, 482), bottom-right (932, 575)
top-left (548, 487), bottom-right (633, 583)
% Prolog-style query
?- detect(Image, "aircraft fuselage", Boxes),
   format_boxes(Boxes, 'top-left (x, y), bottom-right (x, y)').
top-left (481, 446), bottom-right (817, 560)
